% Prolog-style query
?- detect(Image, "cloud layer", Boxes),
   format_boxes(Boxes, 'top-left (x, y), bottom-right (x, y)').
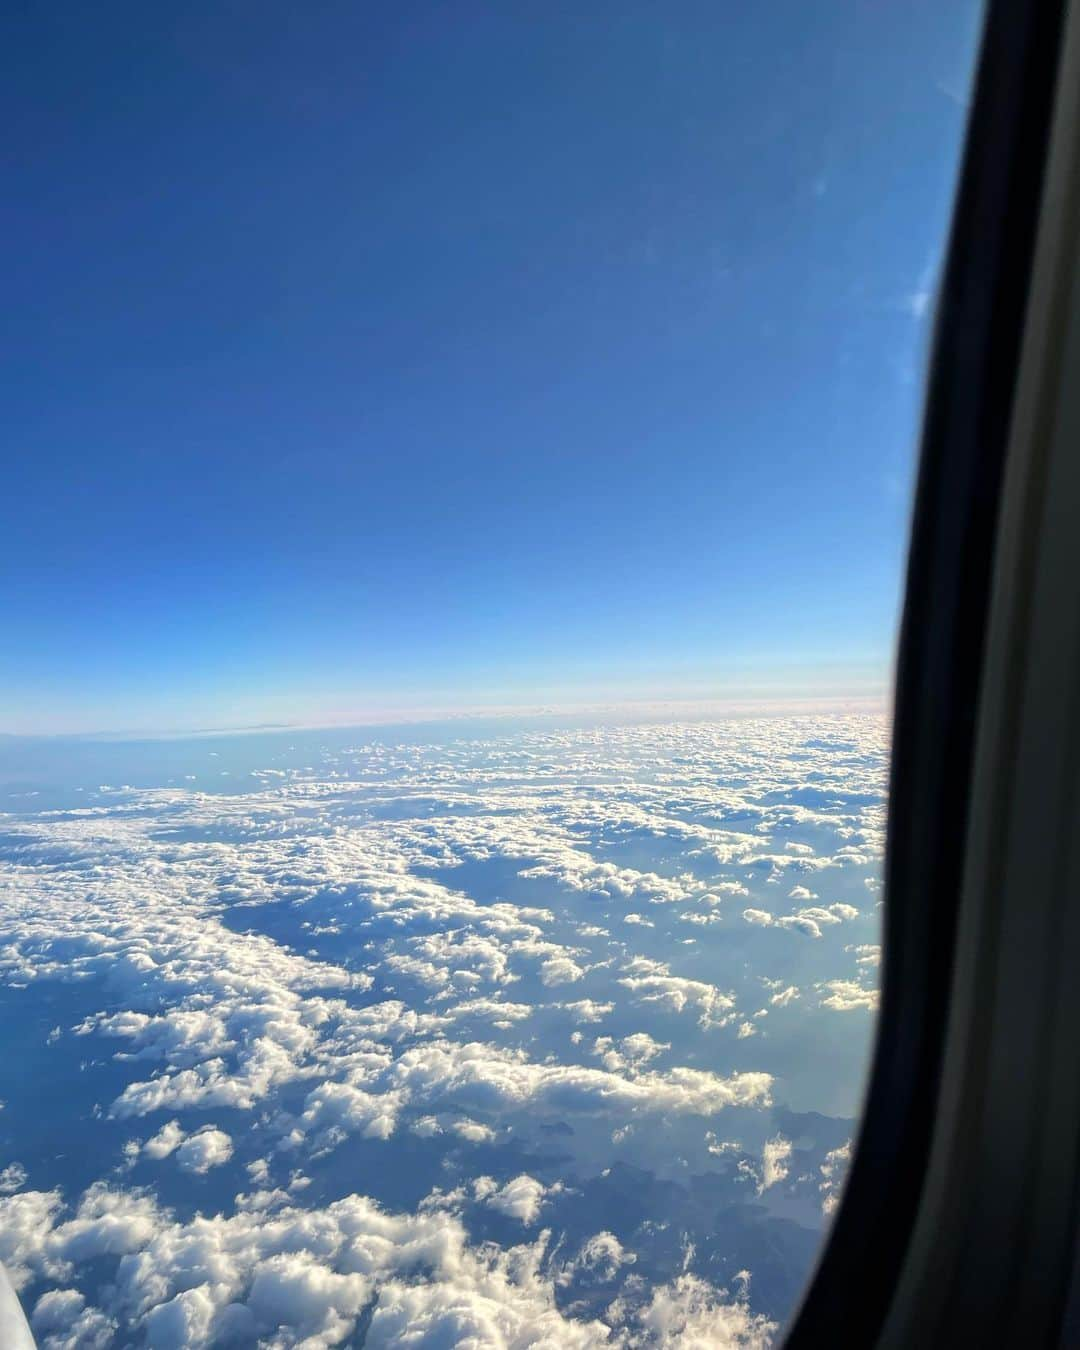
top-left (0, 714), bottom-right (884, 1344)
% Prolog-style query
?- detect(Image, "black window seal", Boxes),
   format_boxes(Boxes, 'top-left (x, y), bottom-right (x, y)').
top-left (782, 1), bottom-right (1069, 1344)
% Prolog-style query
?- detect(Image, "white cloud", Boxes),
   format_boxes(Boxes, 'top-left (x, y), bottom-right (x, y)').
top-left (592, 1033), bottom-right (669, 1072)
top-left (31, 1288), bottom-right (115, 1350)
top-left (245, 1254), bottom-right (369, 1347)
top-left (0, 713), bottom-right (888, 1342)
top-left (518, 854), bottom-right (707, 908)
top-left (562, 1230), bottom-right (636, 1284)
top-left (539, 955), bottom-right (586, 986)
top-left (450, 1118), bottom-right (495, 1144)
top-left (705, 1133), bottom-right (741, 1157)
top-left (741, 901), bottom-right (860, 940)
top-left (300, 1081), bottom-right (401, 1146)
top-left (4, 1183), bottom-right (638, 1348)
top-left (617, 958), bottom-right (736, 1029)
top-left (0, 1162), bottom-right (27, 1194)
top-left (384, 1038), bottom-right (772, 1119)
top-left (820, 1141), bottom-right (852, 1214)
top-left (0, 1183), bottom-right (158, 1294)
top-left (759, 1136), bottom-right (792, 1192)
top-left (142, 1121), bottom-right (185, 1161)
top-left (174, 1128), bottom-right (233, 1175)
top-left (474, 1174), bottom-right (556, 1225)
top-left (559, 999), bottom-right (614, 1023)
top-left (622, 1271), bottom-right (777, 1348)
top-left (818, 980), bottom-right (879, 1012)
top-left (777, 914), bottom-right (824, 938)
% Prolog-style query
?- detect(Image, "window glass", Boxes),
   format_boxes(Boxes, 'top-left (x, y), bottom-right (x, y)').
top-left (0, 2), bottom-right (983, 1344)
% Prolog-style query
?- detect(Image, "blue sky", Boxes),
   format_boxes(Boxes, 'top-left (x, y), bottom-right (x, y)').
top-left (2, 0), bottom-right (981, 734)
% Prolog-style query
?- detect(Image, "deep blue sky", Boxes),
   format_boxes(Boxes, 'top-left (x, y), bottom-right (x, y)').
top-left (2, 0), bottom-right (982, 733)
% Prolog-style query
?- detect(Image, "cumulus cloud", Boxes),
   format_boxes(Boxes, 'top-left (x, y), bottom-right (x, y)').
top-left (617, 958), bottom-right (737, 1029)
top-left (0, 713), bottom-right (886, 1341)
top-left (31, 1288), bottom-right (115, 1350)
top-left (0, 1162), bottom-right (28, 1194)
top-left (820, 1141), bottom-right (852, 1214)
top-left (384, 1038), bottom-right (772, 1120)
top-left (561, 1230), bottom-right (637, 1285)
top-left (300, 1080), bottom-right (401, 1147)
top-left (142, 1121), bottom-right (185, 1161)
top-left (474, 1174), bottom-right (557, 1225)
top-left (2, 1184), bottom-right (653, 1348)
top-left (174, 1128), bottom-right (234, 1175)
top-left (622, 1271), bottom-right (777, 1347)
top-left (518, 854), bottom-right (708, 908)
top-left (539, 955), bottom-right (586, 986)
top-left (560, 999), bottom-right (614, 1023)
top-left (592, 1032), bottom-right (669, 1072)
top-left (450, 1118), bottom-right (495, 1144)
top-left (759, 1136), bottom-right (793, 1193)
top-left (0, 1183), bottom-right (158, 1294)
top-left (741, 902), bottom-right (859, 939)
top-left (818, 980), bottom-right (879, 1012)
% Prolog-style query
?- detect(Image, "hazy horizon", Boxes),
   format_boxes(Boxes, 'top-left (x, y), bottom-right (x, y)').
top-left (1, 684), bottom-right (891, 742)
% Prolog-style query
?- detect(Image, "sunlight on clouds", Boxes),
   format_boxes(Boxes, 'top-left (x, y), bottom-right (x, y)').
top-left (0, 714), bottom-right (885, 1343)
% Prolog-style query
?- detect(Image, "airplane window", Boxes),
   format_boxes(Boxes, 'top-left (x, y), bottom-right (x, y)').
top-left (0, 3), bottom-right (985, 1346)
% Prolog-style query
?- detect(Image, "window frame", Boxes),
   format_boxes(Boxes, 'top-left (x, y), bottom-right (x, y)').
top-left (784, 0), bottom-right (1071, 1343)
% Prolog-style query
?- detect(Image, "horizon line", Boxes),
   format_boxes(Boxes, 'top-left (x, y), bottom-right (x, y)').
top-left (0, 692), bottom-right (892, 744)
